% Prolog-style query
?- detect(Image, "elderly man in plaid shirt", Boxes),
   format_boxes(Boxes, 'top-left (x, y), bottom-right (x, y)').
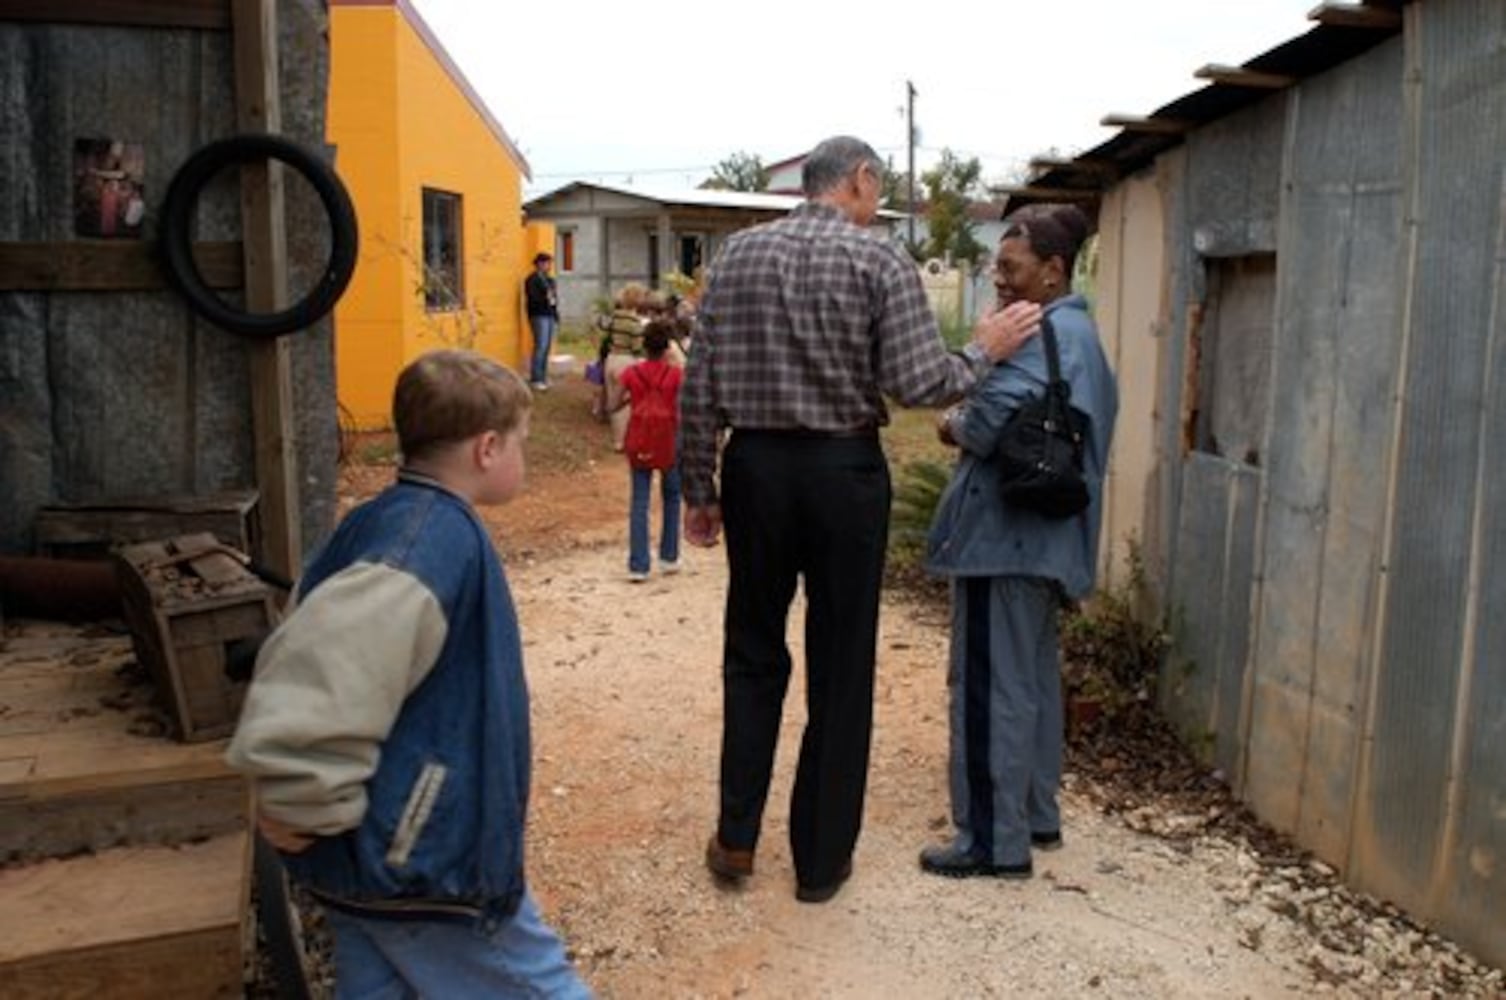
top-left (682, 135), bottom-right (1043, 904)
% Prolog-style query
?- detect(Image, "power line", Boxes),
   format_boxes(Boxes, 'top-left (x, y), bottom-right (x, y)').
top-left (531, 162), bottom-right (718, 180)
top-left (527, 144), bottom-right (1032, 185)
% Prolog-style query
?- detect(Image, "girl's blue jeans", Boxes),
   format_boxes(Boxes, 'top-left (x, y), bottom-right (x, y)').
top-left (629, 464), bottom-right (681, 574)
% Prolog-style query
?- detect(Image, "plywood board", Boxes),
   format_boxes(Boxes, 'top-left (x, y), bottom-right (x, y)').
top-left (0, 832), bottom-right (247, 999)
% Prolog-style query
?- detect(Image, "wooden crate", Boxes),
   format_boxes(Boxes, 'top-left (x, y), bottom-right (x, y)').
top-left (115, 534), bottom-right (278, 742)
top-left (34, 491), bottom-right (259, 561)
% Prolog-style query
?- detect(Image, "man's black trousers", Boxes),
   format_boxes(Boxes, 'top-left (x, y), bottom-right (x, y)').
top-left (715, 430), bottom-right (891, 889)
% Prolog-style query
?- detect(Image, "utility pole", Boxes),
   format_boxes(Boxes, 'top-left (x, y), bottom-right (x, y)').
top-left (906, 79), bottom-right (918, 248)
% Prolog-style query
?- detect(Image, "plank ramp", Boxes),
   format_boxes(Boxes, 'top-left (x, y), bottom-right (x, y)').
top-left (0, 621), bottom-right (251, 996)
top-left (0, 833), bottom-right (248, 998)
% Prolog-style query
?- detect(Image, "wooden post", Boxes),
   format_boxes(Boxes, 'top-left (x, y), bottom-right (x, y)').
top-left (231, 0), bottom-right (301, 581)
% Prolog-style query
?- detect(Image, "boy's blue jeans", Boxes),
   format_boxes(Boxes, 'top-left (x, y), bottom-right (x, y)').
top-left (629, 464), bottom-right (681, 574)
top-left (528, 315), bottom-right (557, 385)
top-left (325, 890), bottom-right (591, 998)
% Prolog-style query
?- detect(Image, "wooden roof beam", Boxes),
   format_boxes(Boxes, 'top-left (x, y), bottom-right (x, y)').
top-left (1194, 64), bottom-right (1297, 89)
top-left (1307, 2), bottom-right (1403, 29)
top-left (1027, 156), bottom-right (1118, 179)
top-left (1099, 114), bottom-right (1194, 135)
top-left (990, 186), bottom-right (1102, 202)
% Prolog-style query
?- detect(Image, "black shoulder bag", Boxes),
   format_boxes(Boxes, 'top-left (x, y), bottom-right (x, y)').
top-left (995, 315), bottom-right (1090, 519)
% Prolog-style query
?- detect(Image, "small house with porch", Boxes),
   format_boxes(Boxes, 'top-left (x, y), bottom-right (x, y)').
top-left (522, 182), bottom-right (803, 323)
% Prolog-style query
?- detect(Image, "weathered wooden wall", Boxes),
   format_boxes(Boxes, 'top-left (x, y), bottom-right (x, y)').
top-left (0, 0), bottom-right (338, 556)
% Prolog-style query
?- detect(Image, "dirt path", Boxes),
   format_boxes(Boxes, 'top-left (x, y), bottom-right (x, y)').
top-left (328, 398), bottom-right (1499, 998)
top-left (509, 537), bottom-right (1332, 999)
top-left (326, 440), bottom-right (1500, 997)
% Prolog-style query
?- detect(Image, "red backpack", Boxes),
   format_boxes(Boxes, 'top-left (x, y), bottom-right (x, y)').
top-left (622, 361), bottom-right (681, 470)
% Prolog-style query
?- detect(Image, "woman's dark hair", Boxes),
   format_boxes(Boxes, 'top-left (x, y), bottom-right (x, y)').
top-left (1001, 203), bottom-right (1093, 278)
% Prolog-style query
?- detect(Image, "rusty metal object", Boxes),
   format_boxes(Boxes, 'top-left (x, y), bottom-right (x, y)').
top-left (0, 556), bottom-right (122, 621)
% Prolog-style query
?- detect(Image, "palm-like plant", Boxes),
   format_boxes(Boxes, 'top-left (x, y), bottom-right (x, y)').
top-left (889, 459), bottom-right (953, 555)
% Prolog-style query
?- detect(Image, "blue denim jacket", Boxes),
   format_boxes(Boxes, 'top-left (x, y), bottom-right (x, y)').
top-left (281, 475), bottom-right (531, 925)
top-left (925, 294), bottom-right (1119, 599)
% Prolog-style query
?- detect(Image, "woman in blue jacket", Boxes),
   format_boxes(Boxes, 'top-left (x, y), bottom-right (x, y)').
top-left (920, 203), bottom-right (1119, 879)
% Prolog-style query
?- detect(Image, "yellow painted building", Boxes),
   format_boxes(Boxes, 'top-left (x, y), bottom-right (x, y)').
top-left (328, 0), bottom-right (552, 428)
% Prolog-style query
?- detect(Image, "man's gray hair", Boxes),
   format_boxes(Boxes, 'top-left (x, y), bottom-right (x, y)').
top-left (802, 136), bottom-right (884, 196)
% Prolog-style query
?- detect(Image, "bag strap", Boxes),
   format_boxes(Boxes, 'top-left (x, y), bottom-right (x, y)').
top-left (1039, 314), bottom-right (1081, 447)
top-left (1040, 314), bottom-right (1070, 410)
top-left (1041, 314), bottom-right (1065, 390)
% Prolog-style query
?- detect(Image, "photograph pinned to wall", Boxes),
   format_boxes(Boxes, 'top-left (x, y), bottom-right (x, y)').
top-left (73, 138), bottom-right (147, 238)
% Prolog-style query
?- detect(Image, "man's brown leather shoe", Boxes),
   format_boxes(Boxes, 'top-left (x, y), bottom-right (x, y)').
top-left (705, 836), bottom-right (754, 880)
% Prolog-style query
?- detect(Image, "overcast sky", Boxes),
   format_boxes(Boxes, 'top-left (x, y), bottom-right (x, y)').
top-left (405, 0), bottom-right (1322, 195)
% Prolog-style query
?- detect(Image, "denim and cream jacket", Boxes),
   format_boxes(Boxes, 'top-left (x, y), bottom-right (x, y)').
top-left (227, 471), bottom-right (530, 925)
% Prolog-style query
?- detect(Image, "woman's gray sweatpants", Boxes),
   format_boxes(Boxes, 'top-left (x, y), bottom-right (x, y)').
top-left (946, 575), bottom-right (1063, 866)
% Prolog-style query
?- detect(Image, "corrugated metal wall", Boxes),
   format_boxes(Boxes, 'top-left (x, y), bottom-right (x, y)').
top-left (0, 0), bottom-right (339, 555)
top-left (1351, 0), bottom-right (1506, 963)
top-left (1251, 31), bottom-right (1407, 867)
top-left (1138, 0), bottom-right (1504, 966)
top-left (1159, 95), bottom-right (1286, 770)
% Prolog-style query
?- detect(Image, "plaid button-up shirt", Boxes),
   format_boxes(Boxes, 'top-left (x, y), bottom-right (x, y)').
top-left (679, 201), bottom-right (989, 507)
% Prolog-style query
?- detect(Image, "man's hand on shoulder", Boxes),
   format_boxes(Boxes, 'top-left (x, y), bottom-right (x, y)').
top-left (973, 300), bottom-right (1042, 363)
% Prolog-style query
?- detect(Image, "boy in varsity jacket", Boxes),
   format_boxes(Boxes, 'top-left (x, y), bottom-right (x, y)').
top-left (227, 349), bottom-right (590, 997)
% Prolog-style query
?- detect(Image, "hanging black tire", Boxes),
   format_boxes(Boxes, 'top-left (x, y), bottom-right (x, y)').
top-left (160, 133), bottom-right (359, 339)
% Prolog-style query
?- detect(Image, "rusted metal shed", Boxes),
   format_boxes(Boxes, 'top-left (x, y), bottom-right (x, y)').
top-left (1008, 0), bottom-right (1504, 969)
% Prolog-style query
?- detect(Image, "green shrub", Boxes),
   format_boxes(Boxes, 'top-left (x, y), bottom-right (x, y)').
top-left (887, 459), bottom-right (952, 594)
top-left (1060, 545), bottom-right (1169, 718)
